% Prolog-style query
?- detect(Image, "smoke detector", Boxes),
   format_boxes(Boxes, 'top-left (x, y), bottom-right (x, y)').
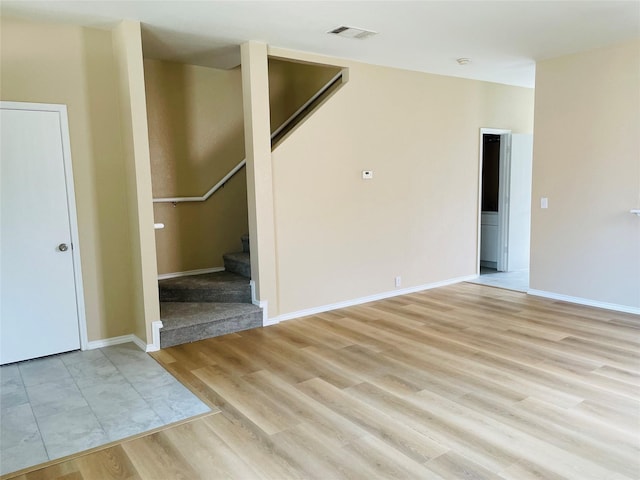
top-left (328, 26), bottom-right (378, 40)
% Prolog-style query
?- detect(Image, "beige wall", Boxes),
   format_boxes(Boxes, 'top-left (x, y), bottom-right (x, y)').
top-left (268, 48), bottom-right (534, 315)
top-left (530, 40), bottom-right (640, 309)
top-left (112, 20), bottom-right (160, 344)
top-left (0, 17), bottom-right (136, 340)
top-left (145, 57), bottom-right (341, 275)
top-left (144, 60), bottom-right (249, 274)
top-left (145, 60), bottom-right (246, 197)
top-left (268, 58), bottom-right (341, 133)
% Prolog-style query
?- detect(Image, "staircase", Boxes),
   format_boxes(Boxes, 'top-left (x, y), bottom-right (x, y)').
top-left (159, 234), bottom-right (262, 348)
top-left (154, 69), bottom-right (347, 349)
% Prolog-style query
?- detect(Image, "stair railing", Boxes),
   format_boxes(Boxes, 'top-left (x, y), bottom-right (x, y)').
top-left (153, 70), bottom-right (344, 205)
top-left (153, 159), bottom-right (247, 204)
top-left (270, 70), bottom-right (343, 145)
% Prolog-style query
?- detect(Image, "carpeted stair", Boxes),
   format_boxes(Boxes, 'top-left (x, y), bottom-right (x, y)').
top-left (159, 234), bottom-right (262, 348)
top-left (222, 233), bottom-right (251, 278)
top-left (160, 271), bottom-right (251, 303)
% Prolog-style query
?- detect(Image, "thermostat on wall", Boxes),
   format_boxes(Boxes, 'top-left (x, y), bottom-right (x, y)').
top-left (362, 170), bottom-right (373, 179)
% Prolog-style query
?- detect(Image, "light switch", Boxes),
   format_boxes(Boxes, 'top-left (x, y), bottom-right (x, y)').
top-left (362, 170), bottom-right (373, 179)
top-left (541, 197), bottom-right (548, 209)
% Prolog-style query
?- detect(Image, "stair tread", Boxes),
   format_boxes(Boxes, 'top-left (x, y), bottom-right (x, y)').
top-left (222, 252), bottom-right (250, 263)
top-left (223, 252), bottom-right (251, 279)
top-left (160, 302), bottom-right (261, 331)
top-left (159, 271), bottom-right (248, 290)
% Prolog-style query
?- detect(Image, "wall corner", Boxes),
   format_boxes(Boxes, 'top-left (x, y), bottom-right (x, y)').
top-left (112, 20), bottom-right (160, 345)
top-left (241, 41), bottom-right (280, 319)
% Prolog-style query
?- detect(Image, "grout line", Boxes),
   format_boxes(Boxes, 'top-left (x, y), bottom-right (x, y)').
top-left (15, 360), bottom-right (53, 463)
top-left (99, 344), bottom-right (170, 426)
top-left (72, 349), bottom-right (118, 445)
top-left (2, 343), bottom-right (212, 476)
top-left (3, 410), bottom-right (219, 478)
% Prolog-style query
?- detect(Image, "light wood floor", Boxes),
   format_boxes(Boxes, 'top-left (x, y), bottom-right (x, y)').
top-left (7, 283), bottom-right (639, 479)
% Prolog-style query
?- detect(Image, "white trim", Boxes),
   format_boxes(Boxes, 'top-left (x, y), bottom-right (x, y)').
top-left (131, 335), bottom-right (148, 352)
top-left (250, 280), bottom-right (270, 326)
top-left (158, 267), bottom-right (225, 280)
top-left (496, 133), bottom-right (511, 272)
top-left (60, 105), bottom-right (89, 351)
top-left (147, 320), bottom-right (163, 352)
top-left (1, 102), bottom-right (89, 352)
top-left (269, 275), bottom-right (477, 324)
top-left (86, 334), bottom-right (136, 350)
top-left (477, 128), bottom-right (512, 276)
top-left (153, 159), bottom-right (246, 203)
top-left (86, 324), bottom-right (163, 352)
top-left (480, 128), bottom-right (512, 135)
top-left (527, 289), bottom-right (640, 315)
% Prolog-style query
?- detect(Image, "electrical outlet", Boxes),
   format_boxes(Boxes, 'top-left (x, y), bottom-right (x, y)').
top-left (362, 170), bottom-right (373, 179)
top-left (395, 276), bottom-right (401, 287)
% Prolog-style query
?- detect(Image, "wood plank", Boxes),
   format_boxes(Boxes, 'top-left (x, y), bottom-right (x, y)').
top-left (72, 446), bottom-right (139, 480)
top-left (161, 418), bottom-right (265, 479)
top-left (202, 413), bottom-right (305, 479)
top-left (297, 377), bottom-right (448, 463)
top-left (120, 431), bottom-right (199, 479)
top-left (192, 365), bottom-right (301, 435)
top-left (11, 283), bottom-right (639, 480)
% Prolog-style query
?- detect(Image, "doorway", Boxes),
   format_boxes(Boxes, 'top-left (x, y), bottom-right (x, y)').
top-left (0, 102), bottom-right (86, 364)
top-left (473, 128), bottom-right (533, 292)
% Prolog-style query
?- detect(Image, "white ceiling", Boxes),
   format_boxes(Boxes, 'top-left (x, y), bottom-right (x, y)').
top-left (2, 1), bottom-right (639, 87)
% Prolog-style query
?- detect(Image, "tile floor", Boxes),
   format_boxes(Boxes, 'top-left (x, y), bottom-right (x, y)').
top-left (0, 343), bottom-right (210, 476)
top-left (468, 267), bottom-right (530, 292)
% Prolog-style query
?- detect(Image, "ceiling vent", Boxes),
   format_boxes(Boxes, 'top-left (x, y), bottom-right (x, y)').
top-left (328, 26), bottom-right (378, 40)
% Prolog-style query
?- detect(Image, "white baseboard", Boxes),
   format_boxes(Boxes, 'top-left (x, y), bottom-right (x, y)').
top-left (250, 280), bottom-right (271, 326)
top-left (257, 300), bottom-right (270, 326)
top-left (527, 289), bottom-right (640, 315)
top-left (269, 274), bottom-right (477, 324)
top-left (133, 320), bottom-right (164, 352)
top-left (85, 320), bottom-right (164, 353)
top-left (85, 334), bottom-right (137, 350)
top-left (148, 320), bottom-right (163, 352)
top-left (131, 335), bottom-right (147, 352)
top-left (158, 267), bottom-right (224, 280)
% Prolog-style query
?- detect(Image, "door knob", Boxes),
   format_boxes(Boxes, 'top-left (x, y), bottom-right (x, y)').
top-left (58, 243), bottom-right (69, 252)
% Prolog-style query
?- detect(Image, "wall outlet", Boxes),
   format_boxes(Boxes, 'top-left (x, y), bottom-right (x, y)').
top-left (395, 276), bottom-right (402, 287)
top-left (362, 170), bottom-right (373, 179)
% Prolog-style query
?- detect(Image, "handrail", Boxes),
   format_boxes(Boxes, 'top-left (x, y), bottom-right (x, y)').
top-left (153, 69), bottom-right (343, 204)
top-left (153, 159), bottom-right (246, 203)
top-left (270, 70), bottom-right (343, 142)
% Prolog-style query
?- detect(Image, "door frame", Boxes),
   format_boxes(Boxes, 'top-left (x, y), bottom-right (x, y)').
top-left (1, 101), bottom-right (88, 350)
top-left (477, 128), bottom-right (512, 274)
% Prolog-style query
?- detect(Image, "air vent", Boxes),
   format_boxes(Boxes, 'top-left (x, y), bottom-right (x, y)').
top-left (328, 26), bottom-right (378, 40)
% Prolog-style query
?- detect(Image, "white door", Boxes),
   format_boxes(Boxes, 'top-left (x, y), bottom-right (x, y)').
top-left (1, 104), bottom-right (82, 364)
top-left (507, 134), bottom-right (534, 271)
